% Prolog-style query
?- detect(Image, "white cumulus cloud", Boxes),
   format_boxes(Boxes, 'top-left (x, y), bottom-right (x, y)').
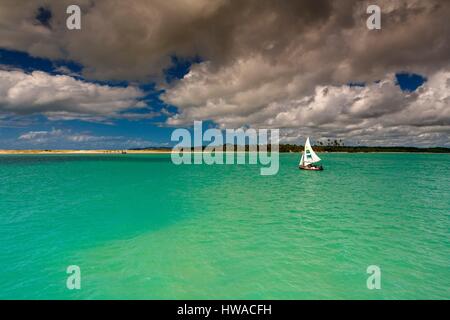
top-left (0, 70), bottom-right (146, 121)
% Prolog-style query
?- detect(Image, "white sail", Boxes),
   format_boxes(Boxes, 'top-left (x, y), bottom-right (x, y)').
top-left (299, 153), bottom-right (304, 166)
top-left (303, 137), bottom-right (321, 165)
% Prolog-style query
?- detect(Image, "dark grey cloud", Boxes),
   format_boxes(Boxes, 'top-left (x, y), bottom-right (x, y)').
top-left (1, 0), bottom-right (448, 81)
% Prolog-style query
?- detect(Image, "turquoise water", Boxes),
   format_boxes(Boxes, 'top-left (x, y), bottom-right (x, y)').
top-left (0, 153), bottom-right (449, 299)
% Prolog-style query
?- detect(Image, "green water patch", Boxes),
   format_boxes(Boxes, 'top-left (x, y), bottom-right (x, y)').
top-left (0, 154), bottom-right (449, 299)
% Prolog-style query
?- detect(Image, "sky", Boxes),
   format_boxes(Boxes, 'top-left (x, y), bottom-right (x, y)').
top-left (0, 0), bottom-right (449, 149)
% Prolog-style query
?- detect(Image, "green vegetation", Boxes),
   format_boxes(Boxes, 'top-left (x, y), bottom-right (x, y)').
top-left (278, 144), bottom-right (450, 153)
top-left (160, 144), bottom-right (450, 153)
top-left (133, 139), bottom-right (449, 153)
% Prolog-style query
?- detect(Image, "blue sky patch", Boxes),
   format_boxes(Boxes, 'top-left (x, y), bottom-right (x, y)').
top-left (395, 73), bottom-right (427, 92)
top-left (0, 48), bottom-right (82, 76)
top-left (35, 7), bottom-right (52, 28)
top-left (164, 55), bottom-right (202, 83)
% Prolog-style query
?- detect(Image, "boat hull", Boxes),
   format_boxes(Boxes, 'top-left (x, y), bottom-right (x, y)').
top-left (299, 165), bottom-right (323, 171)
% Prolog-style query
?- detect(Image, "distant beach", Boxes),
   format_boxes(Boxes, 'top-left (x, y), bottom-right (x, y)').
top-left (1, 144), bottom-right (449, 155)
top-left (0, 149), bottom-right (172, 155)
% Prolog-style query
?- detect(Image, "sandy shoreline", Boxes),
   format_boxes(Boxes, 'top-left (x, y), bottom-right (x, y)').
top-left (0, 150), bottom-right (173, 155)
top-left (0, 150), bottom-right (448, 155)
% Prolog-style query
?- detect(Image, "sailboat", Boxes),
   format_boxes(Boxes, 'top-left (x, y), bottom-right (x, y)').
top-left (299, 137), bottom-right (323, 171)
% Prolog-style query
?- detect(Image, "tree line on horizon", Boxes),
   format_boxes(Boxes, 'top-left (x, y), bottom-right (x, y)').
top-left (132, 141), bottom-right (450, 153)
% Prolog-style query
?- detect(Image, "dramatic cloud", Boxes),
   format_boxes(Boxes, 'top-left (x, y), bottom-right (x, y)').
top-left (276, 71), bottom-right (450, 147)
top-left (1, 0), bottom-right (448, 81)
top-left (165, 68), bottom-right (450, 146)
top-left (0, 0), bottom-right (449, 145)
top-left (0, 69), bottom-right (147, 121)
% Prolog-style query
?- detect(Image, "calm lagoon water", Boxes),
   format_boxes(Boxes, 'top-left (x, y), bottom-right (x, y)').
top-left (0, 153), bottom-right (449, 299)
